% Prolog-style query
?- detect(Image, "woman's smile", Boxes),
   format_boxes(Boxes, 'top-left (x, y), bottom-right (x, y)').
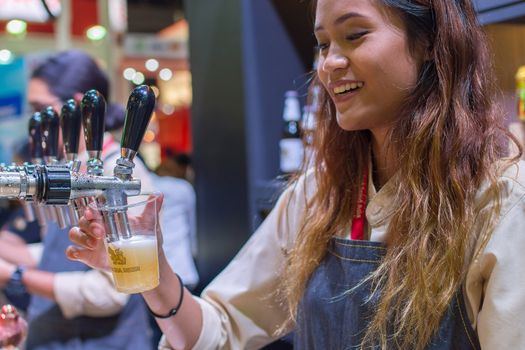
top-left (328, 79), bottom-right (365, 107)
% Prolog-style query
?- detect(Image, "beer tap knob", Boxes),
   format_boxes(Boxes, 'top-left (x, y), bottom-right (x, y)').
top-left (28, 112), bottom-right (44, 164)
top-left (60, 99), bottom-right (82, 225)
top-left (40, 107), bottom-right (60, 165)
top-left (115, 85), bottom-right (156, 180)
top-left (60, 99), bottom-right (82, 172)
top-left (81, 90), bottom-right (106, 176)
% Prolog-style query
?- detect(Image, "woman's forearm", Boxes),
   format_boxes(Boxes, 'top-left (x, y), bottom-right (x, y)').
top-left (0, 230), bottom-right (38, 267)
top-left (142, 250), bottom-right (203, 349)
top-left (23, 268), bottom-right (55, 300)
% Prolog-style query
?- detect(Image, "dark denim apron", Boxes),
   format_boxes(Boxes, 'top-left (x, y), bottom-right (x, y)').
top-left (295, 238), bottom-right (480, 349)
top-left (26, 222), bottom-right (151, 350)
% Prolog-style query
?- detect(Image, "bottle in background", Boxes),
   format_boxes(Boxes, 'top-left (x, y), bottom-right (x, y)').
top-left (517, 65), bottom-right (525, 122)
top-left (302, 85), bottom-right (321, 169)
top-left (279, 90), bottom-right (304, 175)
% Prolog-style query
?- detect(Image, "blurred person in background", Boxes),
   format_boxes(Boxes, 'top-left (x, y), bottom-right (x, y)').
top-left (158, 150), bottom-right (194, 183)
top-left (0, 49), bottom-right (155, 349)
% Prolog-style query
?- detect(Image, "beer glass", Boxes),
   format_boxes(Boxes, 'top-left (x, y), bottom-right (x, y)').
top-left (90, 193), bottom-right (160, 294)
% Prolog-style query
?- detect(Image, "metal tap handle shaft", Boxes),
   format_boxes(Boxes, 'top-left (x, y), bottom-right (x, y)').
top-left (121, 85), bottom-right (156, 154)
top-left (81, 90), bottom-right (106, 153)
top-left (22, 201), bottom-right (35, 222)
top-left (40, 107), bottom-right (60, 161)
top-left (28, 112), bottom-right (44, 161)
top-left (61, 99), bottom-right (82, 158)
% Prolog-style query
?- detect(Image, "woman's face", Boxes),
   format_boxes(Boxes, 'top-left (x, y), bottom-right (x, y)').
top-left (315, 0), bottom-right (423, 132)
top-left (27, 78), bottom-right (70, 154)
top-left (27, 78), bottom-right (62, 113)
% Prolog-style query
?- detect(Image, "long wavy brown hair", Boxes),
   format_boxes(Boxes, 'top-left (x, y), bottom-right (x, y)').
top-left (282, 0), bottom-right (523, 349)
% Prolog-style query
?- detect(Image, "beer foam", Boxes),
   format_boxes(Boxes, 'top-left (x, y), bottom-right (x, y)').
top-left (110, 235), bottom-right (156, 249)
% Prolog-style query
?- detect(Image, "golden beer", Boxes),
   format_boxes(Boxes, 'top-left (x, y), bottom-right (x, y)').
top-left (107, 235), bottom-right (159, 293)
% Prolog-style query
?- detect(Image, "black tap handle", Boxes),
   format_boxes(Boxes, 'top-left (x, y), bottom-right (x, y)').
top-left (28, 112), bottom-right (44, 160)
top-left (121, 85), bottom-right (156, 152)
top-left (40, 107), bottom-right (60, 158)
top-left (60, 99), bottom-right (82, 155)
top-left (81, 90), bottom-right (106, 152)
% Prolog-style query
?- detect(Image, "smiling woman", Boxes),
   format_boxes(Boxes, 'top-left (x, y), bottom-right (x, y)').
top-left (66, 1), bottom-right (525, 350)
top-left (285, 0), bottom-right (525, 349)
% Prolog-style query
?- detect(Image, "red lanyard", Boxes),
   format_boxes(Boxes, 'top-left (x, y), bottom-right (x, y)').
top-left (350, 165), bottom-right (369, 240)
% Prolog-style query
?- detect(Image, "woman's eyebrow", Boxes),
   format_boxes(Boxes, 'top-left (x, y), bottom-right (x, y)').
top-left (314, 12), bottom-right (367, 32)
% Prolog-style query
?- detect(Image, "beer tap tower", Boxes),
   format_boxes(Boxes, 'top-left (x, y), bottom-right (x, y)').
top-left (0, 85), bottom-right (156, 240)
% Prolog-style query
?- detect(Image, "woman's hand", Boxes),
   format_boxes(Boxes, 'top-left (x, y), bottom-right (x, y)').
top-left (66, 193), bottom-right (164, 270)
top-left (66, 207), bottom-right (110, 270)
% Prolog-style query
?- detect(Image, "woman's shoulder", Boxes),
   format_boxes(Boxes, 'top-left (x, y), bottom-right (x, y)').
top-left (477, 159), bottom-right (524, 198)
top-left (267, 169), bottom-right (317, 247)
top-left (474, 159), bottom-right (525, 226)
top-left (499, 159), bottom-right (525, 186)
top-left (280, 168), bottom-right (318, 211)
top-left (496, 159), bottom-right (525, 207)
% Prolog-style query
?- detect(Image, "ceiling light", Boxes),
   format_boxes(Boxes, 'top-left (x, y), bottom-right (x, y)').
top-left (6, 20), bottom-right (27, 35)
top-left (0, 50), bottom-right (14, 64)
top-left (159, 68), bottom-right (172, 81)
top-left (145, 59), bottom-right (159, 72)
top-left (86, 25), bottom-right (107, 41)
top-left (132, 72), bottom-right (145, 85)
top-left (123, 67), bottom-right (136, 81)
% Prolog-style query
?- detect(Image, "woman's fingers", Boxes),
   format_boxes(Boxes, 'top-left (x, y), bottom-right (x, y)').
top-left (68, 227), bottom-right (98, 249)
top-left (78, 209), bottom-right (106, 240)
top-left (135, 193), bottom-right (164, 231)
top-left (67, 226), bottom-right (110, 270)
top-left (76, 219), bottom-right (105, 240)
top-left (65, 245), bottom-right (89, 261)
top-left (66, 207), bottom-right (111, 269)
top-left (143, 193), bottom-right (164, 216)
top-left (65, 244), bottom-right (110, 270)
top-left (84, 206), bottom-right (103, 222)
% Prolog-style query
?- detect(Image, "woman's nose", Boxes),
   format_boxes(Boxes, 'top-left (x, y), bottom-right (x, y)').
top-left (321, 50), bottom-right (349, 74)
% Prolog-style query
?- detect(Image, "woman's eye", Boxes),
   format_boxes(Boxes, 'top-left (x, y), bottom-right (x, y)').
top-left (314, 42), bottom-right (329, 52)
top-left (346, 31), bottom-right (368, 41)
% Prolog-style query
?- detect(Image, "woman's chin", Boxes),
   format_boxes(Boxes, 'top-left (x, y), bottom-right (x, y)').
top-left (335, 112), bottom-right (368, 132)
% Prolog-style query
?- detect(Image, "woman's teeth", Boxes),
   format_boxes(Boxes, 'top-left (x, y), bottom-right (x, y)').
top-left (333, 82), bottom-right (364, 95)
